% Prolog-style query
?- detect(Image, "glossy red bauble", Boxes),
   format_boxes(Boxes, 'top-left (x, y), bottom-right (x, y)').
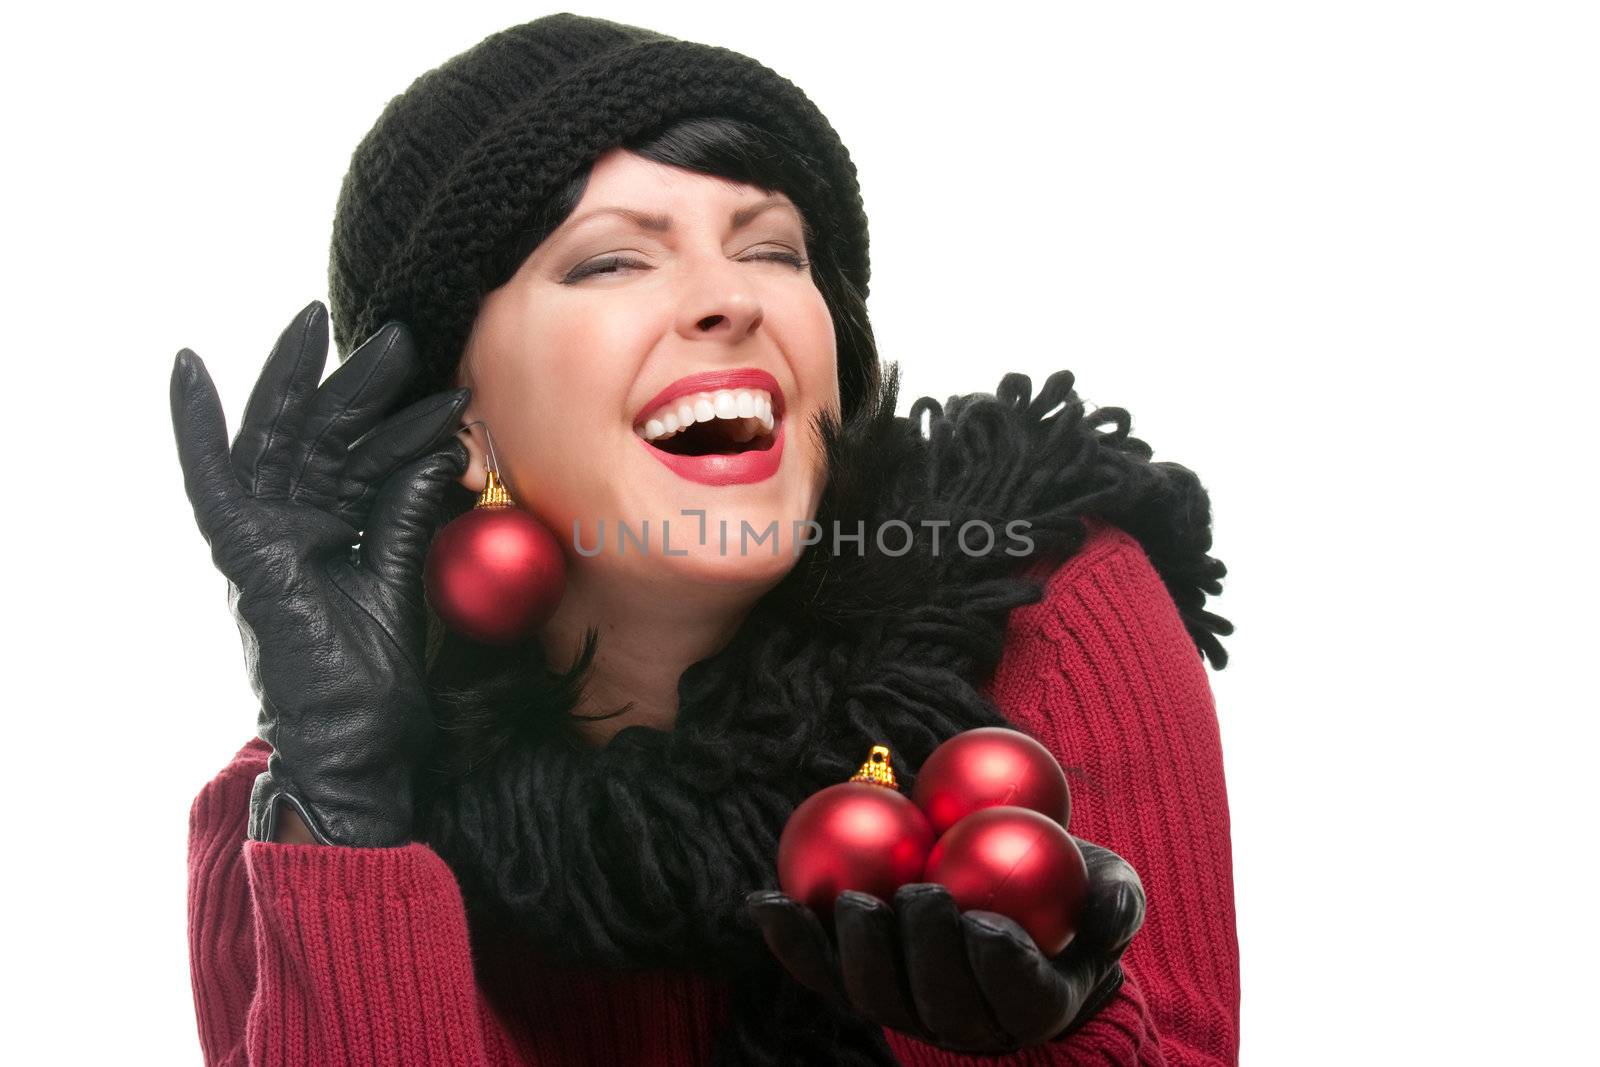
top-left (923, 806), bottom-right (1089, 957)
top-left (424, 505), bottom-right (566, 646)
top-left (912, 726), bottom-right (1072, 836)
top-left (778, 780), bottom-right (935, 921)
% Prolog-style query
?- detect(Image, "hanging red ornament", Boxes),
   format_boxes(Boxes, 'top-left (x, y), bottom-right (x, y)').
top-left (923, 806), bottom-right (1089, 957)
top-left (778, 745), bottom-right (935, 921)
top-left (424, 461), bottom-right (566, 646)
top-left (911, 726), bottom-right (1072, 836)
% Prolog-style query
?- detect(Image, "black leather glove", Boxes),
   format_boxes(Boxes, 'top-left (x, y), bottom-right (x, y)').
top-left (747, 836), bottom-right (1145, 1055)
top-left (170, 300), bottom-right (471, 847)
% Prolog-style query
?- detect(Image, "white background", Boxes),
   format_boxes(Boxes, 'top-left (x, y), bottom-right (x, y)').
top-left (3, 1), bottom-right (1595, 1063)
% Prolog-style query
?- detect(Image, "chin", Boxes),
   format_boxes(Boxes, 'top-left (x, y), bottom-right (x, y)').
top-left (659, 539), bottom-right (801, 589)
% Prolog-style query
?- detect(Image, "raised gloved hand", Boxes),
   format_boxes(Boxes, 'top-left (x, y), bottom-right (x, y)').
top-left (746, 836), bottom-right (1145, 1054)
top-left (170, 300), bottom-right (471, 847)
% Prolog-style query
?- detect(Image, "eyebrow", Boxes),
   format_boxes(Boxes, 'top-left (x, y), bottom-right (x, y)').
top-left (557, 195), bottom-right (810, 240)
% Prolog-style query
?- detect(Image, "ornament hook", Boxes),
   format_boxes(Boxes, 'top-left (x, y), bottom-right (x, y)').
top-left (462, 419), bottom-right (503, 477)
top-left (462, 419), bottom-right (512, 509)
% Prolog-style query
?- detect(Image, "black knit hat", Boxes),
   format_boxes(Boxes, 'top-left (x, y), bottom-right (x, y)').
top-left (327, 12), bottom-right (872, 414)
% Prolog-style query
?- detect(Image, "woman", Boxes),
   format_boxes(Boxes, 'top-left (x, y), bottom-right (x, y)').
top-left (173, 13), bottom-right (1239, 1066)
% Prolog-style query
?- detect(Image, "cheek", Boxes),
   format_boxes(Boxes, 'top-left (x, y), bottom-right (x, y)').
top-left (793, 289), bottom-right (840, 409)
top-left (469, 291), bottom-right (643, 513)
top-left (779, 289), bottom-right (840, 494)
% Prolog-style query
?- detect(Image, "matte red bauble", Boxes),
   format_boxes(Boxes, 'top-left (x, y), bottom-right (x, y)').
top-left (923, 806), bottom-right (1089, 957)
top-left (778, 745), bottom-right (935, 921)
top-left (912, 726), bottom-right (1072, 836)
top-left (424, 469), bottom-right (566, 646)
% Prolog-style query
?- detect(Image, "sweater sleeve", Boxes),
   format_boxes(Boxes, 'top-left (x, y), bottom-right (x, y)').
top-left (186, 737), bottom-right (528, 1066)
top-left (883, 518), bottom-right (1241, 1066)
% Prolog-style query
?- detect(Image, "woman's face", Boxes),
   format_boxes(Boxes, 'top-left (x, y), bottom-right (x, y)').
top-left (454, 147), bottom-right (839, 594)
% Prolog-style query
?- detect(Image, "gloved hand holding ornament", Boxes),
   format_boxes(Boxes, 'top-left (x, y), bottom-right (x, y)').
top-left (746, 727), bottom-right (1146, 1054)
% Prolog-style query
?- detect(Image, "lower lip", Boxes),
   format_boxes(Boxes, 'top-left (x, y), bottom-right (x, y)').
top-left (637, 418), bottom-right (785, 485)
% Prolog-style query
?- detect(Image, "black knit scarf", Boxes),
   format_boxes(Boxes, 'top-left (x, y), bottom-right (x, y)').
top-left (415, 366), bottom-right (1232, 1065)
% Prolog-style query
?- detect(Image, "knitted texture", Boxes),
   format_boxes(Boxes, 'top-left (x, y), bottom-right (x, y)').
top-left (186, 519), bottom-right (1241, 1065)
top-left (326, 12), bottom-right (871, 417)
top-left (408, 361), bottom-right (1230, 1065)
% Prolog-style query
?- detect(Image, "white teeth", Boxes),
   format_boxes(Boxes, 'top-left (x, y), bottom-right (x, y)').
top-left (635, 387), bottom-right (781, 442)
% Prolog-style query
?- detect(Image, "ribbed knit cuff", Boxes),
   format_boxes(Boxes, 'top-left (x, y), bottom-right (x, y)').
top-left (1052, 962), bottom-right (1125, 1041)
top-left (880, 965), bottom-right (1163, 1065)
top-left (241, 840), bottom-right (494, 1065)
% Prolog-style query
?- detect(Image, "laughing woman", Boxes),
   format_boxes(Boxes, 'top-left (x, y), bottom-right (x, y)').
top-left (172, 14), bottom-right (1239, 1066)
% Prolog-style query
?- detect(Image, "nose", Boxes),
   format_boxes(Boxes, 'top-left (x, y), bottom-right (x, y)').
top-left (672, 247), bottom-right (765, 344)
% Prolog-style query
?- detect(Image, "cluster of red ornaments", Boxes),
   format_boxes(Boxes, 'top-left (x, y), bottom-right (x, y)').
top-left (777, 728), bottom-right (1090, 957)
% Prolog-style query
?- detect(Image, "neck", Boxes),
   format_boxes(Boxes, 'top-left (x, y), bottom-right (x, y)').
top-left (539, 565), bottom-right (770, 748)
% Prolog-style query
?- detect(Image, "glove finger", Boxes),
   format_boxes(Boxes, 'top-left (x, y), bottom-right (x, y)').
top-left (361, 439), bottom-right (470, 587)
top-left (291, 320), bottom-right (428, 506)
top-left (336, 388), bottom-right (472, 530)
top-left (959, 909), bottom-right (1073, 1045)
top-left (833, 890), bottom-right (924, 1036)
top-left (1071, 838), bottom-right (1147, 957)
top-left (745, 891), bottom-right (849, 1010)
top-left (893, 882), bottom-right (1009, 1051)
top-left (170, 348), bottom-right (246, 550)
top-left (233, 301), bottom-right (332, 499)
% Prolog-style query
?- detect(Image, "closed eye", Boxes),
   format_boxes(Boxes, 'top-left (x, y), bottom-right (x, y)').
top-left (563, 249), bottom-right (809, 283)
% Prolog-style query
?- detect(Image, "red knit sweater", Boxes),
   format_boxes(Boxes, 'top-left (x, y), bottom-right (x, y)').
top-left (187, 517), bottom-right (1240, 1065)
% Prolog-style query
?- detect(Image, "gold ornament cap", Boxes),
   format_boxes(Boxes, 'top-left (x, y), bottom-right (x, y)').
top-left (476, 467), bottom-right (513, 509)
top-left (848, 744), bottom-right (899, 790)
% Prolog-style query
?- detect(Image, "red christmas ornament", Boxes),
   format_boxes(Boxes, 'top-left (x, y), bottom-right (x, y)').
top-left (923, 806), bottom-right (1089, 957)
top-left (912, 726), bottom-right (1072, 836)
top-left (424, 468), bottom-right (566, 646)
top-left (778, 745), bottom-right (935, 921)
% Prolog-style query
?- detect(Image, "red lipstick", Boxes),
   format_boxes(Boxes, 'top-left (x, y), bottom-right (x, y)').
top-left (634, 368), bottom-right (786, 487)
top-left (635, 368), bottom-right (786, 425)
top-left (638, 418), bottom-right (785, 486)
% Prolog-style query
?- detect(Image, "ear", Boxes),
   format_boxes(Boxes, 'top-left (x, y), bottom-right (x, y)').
top-left (456, 423), bottom-right (489, 494)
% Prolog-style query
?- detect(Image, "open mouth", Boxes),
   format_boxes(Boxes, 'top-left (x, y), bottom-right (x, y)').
top-left (634, 386), bottom-right (784, 457)
top-left (649, 415), bottom-right (778, 456)
top-left (634, 385), bottom-right (787, 486)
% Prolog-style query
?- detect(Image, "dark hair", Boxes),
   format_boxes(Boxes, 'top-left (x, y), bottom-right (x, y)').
top-left (420, 114), bottom-right (888, 782)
